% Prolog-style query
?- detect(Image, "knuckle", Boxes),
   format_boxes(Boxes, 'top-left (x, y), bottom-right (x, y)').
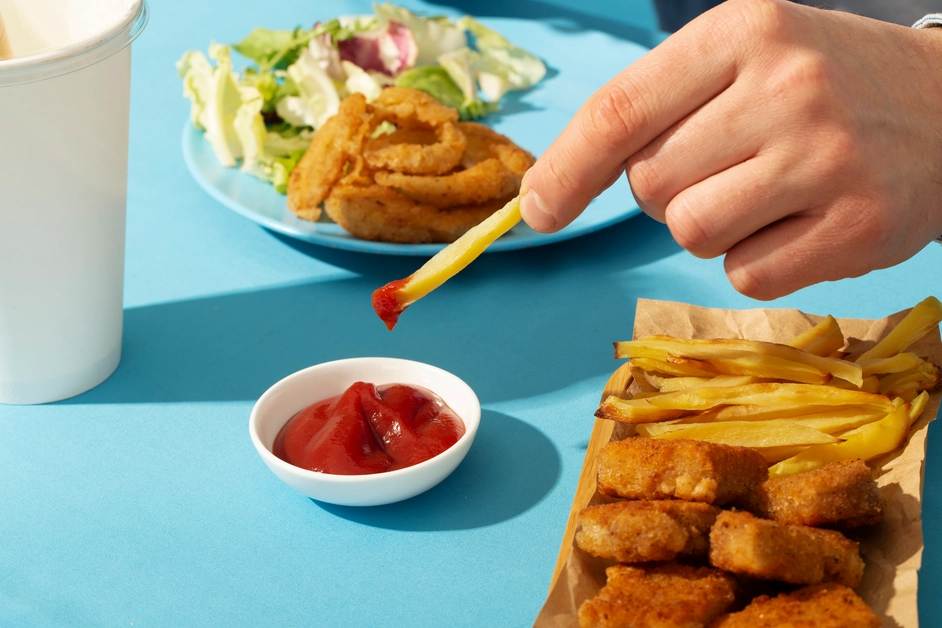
top-left (582, 76), bottom-right (652, 150)
top-left (717, 0), bottom-right (792, 42)
top-left (665, 197), bottom-right (712, 254)
top-left (724, 254), bottom-right (775, 300)
top-left (770, 52), bottom-right (839, 113)
top-left (625, 154), bottom-right (669, 208)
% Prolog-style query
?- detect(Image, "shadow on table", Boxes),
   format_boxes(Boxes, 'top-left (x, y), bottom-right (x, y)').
top-left (316, 410), bottom-right (560, 530)
top-left (62, 214), bottom-right (686, 406)
top-left (424, 0), bottom-right (667, 49)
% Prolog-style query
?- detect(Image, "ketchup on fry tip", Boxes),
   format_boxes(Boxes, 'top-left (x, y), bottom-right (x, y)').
top-left (273, 381), bottom-right (465, 475)
top-left (372, 278), bottom-right (410, 330)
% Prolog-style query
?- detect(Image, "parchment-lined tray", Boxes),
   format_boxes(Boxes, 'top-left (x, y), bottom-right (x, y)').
top-left (536, 298), bottom-right (942, 628)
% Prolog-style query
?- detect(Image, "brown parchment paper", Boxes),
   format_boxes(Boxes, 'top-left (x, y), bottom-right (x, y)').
top-left (535, 298), bottom-right (942, 628)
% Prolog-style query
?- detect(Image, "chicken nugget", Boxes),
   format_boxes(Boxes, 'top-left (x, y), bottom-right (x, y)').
top-left (709, 583), bottom-right (880, 628)
top-left (576, 500), bottom-right (720, 563)
top-left (597, 438), bottom-right (768, 505)
top-left (709, 511), bottom-right (864, 587)
top-left (579, 563), bottom-right (738, 628)
top-left (742, 458), bottom-right (882, 528)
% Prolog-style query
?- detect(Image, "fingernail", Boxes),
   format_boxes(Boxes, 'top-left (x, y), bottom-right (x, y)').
top-left (520, 189), bottom-right (557, 233)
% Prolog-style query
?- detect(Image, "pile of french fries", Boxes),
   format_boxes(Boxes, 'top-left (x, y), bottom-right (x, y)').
top-left (596, 297), bottom-right (942, 477)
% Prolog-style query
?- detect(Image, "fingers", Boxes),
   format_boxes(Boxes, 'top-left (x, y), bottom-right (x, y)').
top-left (520, 8), bottom-right (742, 233)
top-left (723, 214), bottom-right (853, 300)
top-left (661, 152), bottom-right (815, 258)
top-left (626, 75), bottom-right (775, 224)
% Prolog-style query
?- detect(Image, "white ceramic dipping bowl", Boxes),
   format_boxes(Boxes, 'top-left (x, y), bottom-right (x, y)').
top-left (250, 357), bottom-right (481, 507)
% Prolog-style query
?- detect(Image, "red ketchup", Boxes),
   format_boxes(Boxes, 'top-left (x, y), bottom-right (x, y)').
top-left (273, 381), bottom-right (466, 475)
top-left (372, 277), bottom-right (410, 330)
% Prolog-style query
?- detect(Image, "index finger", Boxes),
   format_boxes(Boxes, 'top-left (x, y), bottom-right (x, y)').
top-left (519, 7), bottom-right (742, 233)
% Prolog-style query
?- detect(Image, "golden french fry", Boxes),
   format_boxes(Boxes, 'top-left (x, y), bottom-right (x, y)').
top-left (638, 413), bottom-right (883, 439)
top-left (858, 352), bottom-right (925, 377)
top-left (757, 445), bottom-right (811, 463)
top-left (663, 405), bottom-right (885, 429)
top-left (768, 404), bottom-right (911, 477)
top-left (910, 390), bottom-right (929, 425)
top-left (596, 383), bottom-right (892, 424)
top-left (628, 356), bottom-right (720, 378)
top-left (643, 383), bottom-right (892, 412)
top-left (615, 336), bottom-right (862, 387)
top-left (595, 395), bottom-right (688, 423)
top-left (648, 420), bottom-right (839, 448)
top-left (653, 375), bottom-right (763, 393)
top-left (857, 296), bottom-right (942, 362)
top-left (878, 361), bottom-right (942, 400)
top-left (788, 315), bottom-right (845, 357)
top-left (706, 404), bottom-right (865, 422)
top-left (643, 375), bottom-right (710, 392)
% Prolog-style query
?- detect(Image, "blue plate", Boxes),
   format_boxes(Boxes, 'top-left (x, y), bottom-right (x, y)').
top-left (181, 18), bottom-right (648, 256)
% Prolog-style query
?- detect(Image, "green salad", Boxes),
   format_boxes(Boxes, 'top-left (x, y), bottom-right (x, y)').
top-left (178, 3), bottom-right (547, 193)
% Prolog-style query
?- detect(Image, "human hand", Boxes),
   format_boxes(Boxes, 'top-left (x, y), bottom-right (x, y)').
top-left (519, 0), bottom-right (942, 299)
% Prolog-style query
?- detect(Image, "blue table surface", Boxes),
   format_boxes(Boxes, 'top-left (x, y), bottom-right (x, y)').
top-left (3, 1), bottom-right (941, 626)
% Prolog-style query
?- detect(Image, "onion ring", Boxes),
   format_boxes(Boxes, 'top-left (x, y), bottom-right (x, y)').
top-left (286, 93), bottom-right (371, 221)
top-left (362, 87), bottom-right (466, 175)
top-left (374, 158), bottom-right (519, 208)
top-left (363, 121), bottom-right (466, 175)
top-left (323, 183), bottom-right (513, 244)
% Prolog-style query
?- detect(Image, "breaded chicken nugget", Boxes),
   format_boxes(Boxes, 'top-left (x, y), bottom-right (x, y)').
top-left (709, 583), bottom-right (880, 628)
top-left (709, 511), bottom-right (864, 587)
top-left (742, 458), bottom-right (882, 528)
top-left (576, 500), bottom-right (720, 563)
top-left (578, 563), bottom-right (738, 628)
top-left (597, 438), bottom-right (768, 505)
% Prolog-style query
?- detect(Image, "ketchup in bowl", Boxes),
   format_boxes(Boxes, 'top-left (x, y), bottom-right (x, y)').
top-left (272, 381), bottom-right (466, 475)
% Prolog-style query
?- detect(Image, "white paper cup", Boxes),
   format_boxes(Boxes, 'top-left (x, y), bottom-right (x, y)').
top-left (0, 0), bottom-right (147, 404)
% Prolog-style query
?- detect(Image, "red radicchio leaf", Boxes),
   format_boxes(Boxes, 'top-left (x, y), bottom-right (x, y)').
top-left (338, 19), bottom-right (418, 76)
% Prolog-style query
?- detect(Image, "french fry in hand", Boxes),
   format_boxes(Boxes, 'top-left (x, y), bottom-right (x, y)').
top-left (857, 296), bottom-right (942, 361)
top-left (769, 404), bottom-right (911, 477)
top-left (371, 195), bottom-right (521, 330)
top-left (787, 315), bottom-right (845, 357)
top-left (615, 336), bottom-right (862, 387)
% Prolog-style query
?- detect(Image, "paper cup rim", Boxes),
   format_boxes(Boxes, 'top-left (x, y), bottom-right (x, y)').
top-left (0, 0), bottom-right (148, 87)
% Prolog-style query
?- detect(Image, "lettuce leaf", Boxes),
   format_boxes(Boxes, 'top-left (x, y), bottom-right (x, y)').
top-left (395, 65), bottom-right (494, 120)
top-left (373, 3), bottom-right (467, 65)
top-left (457, 16), bottom-right (546, 96)
top-left (233, 27), bottom-right (315, 73)
top-left (177, 44), bottom-right (246, 167)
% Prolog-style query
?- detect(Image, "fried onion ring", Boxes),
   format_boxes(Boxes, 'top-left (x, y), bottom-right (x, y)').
top-left (362, 87), bottom-right (466, 175)
top-left (374, 159), bottom-right (519, 208)
top-left (373, 124), bottom-right (536, 208)
top-left (363, 121), bottom-right (466, 175)
top-left (323, 184), bottom-right (513, 243)
top-left (287, 87), bottom-right (534, 243)
top-left (287, 93), bottom-right (371, 221)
